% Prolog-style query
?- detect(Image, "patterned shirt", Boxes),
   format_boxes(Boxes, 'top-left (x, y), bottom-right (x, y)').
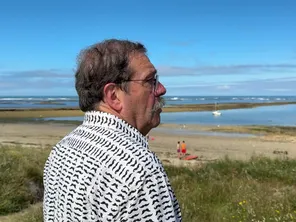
top-left (43, 111), bottom-right (182, 222)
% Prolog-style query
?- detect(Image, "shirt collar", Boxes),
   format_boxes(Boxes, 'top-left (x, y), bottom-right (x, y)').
top-left (83, 111), bottom-right (149, 148)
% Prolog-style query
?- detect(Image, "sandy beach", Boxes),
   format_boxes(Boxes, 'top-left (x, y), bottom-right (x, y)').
top-left (1, 122), bottom-right (295, 167)
top-left (1, 103), bottom-right (295, 167)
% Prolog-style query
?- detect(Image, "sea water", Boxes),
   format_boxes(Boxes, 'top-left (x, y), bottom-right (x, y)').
top-left (1, 95), bottom-right (296, 109)
top-left (43, 104), bottom-right (296, 127)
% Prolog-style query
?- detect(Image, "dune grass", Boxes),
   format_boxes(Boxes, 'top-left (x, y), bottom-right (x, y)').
top-left (166, 156), bottom-right (296, 221)
top-left (0, 203), bottom-right (43, 222)
top-left (1, 146), bottom-right (296, 221)
top-left (210, 125), bottom-right (296, 137)
top-left (0, 145), bottom-right (50, 216)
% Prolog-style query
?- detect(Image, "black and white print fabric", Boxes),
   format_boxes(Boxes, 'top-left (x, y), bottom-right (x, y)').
top-left (43, 111), bottom-right (182, 221)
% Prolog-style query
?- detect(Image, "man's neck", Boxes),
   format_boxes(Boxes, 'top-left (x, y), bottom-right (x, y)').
top-left (95, 102), bottom-right (122, 118)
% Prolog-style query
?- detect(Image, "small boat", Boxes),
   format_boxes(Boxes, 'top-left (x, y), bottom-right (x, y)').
top-left (212, 102), bottom-right (221, 116)
top-left (212, 110), bottom-right (221, 116)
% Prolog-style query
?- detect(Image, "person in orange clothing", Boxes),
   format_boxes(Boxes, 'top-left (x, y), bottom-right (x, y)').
top-left (181, 140), bottom-right (186, 157)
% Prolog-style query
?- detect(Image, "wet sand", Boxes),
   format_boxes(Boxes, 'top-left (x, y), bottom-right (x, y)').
top-left (0, 122), bottom-right (294, 167)
top-left (1, 102), bottom-right (295, 166)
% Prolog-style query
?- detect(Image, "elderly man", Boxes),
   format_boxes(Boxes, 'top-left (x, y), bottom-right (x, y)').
top-left (43, 39), bottom-right (182, 221)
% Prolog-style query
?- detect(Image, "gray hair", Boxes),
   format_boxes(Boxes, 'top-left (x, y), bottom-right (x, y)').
top-left (75, 39), bottom-right (147, 112)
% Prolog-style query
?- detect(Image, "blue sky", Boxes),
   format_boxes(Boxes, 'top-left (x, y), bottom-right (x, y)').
top-left (0, 0), bottom-right (295, 96)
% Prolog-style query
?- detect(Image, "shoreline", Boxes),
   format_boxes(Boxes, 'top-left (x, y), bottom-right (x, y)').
top-left (157, 123), bottom-right (296, 142)
top-left (1, 122), bottom-right (295, 165)
top-left (0, 101), bottom-right (296, 119)
top-left (1, 120), bottom-right (295, 142)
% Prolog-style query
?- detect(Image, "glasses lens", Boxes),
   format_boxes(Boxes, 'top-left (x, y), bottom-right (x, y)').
top-left (154, 75), bottom-right (159, 92)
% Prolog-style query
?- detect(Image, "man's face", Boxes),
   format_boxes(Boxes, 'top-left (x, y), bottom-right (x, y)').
top-left (121, 53), bottom-right (166, 136)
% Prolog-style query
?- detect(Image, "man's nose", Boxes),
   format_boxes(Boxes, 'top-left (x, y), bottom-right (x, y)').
top-left (155, 82), bottom-right (166, 96)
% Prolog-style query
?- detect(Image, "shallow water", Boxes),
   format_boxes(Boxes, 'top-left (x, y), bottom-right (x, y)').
top-left (160, 104), bottom-right (296, 126)
top-left (44, 104), bottom-right (296, 127)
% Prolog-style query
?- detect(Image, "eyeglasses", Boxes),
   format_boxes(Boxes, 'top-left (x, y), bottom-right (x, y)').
top-left (122, 74), bottom-right (159, 92)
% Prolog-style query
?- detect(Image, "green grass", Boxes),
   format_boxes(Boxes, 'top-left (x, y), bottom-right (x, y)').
top-left (167, 156), bottom-right (296, 221)
top-left (1, 146), bottom-right (296, 221)
top-left (0, 145), bottom-right (50, 216)
top-left (0, 204), bottom-right (43, 222)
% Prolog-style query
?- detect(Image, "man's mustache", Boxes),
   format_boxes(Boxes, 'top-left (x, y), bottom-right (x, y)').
top-left (152, 97), bottom-right (165, 112)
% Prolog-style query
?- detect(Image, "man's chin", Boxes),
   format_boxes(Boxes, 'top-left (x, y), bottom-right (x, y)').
top-left (151, 121), bottom-right (160, 129)
top-left (151, 112), bottom-right (161, 126)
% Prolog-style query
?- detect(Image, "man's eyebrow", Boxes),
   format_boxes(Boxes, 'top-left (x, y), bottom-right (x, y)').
top-left (145, 69), bottom-right (157, 79)
top-left (151, 69), bottom-right (157, 76)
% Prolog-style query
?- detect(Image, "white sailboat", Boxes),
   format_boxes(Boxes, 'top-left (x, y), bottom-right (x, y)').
top-left (212, 102), bottom-right (221, 116)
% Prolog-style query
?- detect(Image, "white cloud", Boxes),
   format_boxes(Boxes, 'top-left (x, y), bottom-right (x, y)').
top-left (217, 85), bottom-right (230, 90)
top-left (0, 69), bottom-right (73, 79)
top-left (1, 66), bottom-right (296, 96)
top-left (265, 88), bottom-right (293, 92)
top-left (157, 63), bottom-right (296, 76)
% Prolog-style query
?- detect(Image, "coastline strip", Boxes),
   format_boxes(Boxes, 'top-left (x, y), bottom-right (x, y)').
top-left (0, 101), bottom-right (296, 118)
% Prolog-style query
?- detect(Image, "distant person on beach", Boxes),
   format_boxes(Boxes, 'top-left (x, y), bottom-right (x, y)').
top-left (181, 140), bottom-right (187, 157)
top-left (177, 141), bottom-right (181, 158)
top-left (43, 39), bottom-right (182, 221)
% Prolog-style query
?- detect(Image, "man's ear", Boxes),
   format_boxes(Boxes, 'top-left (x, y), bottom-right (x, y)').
top-left (103, 83), bottom-right (122, 112)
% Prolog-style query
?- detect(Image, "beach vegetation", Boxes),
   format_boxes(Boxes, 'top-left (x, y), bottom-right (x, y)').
top-left (1, 145), bottom-right (296, 221)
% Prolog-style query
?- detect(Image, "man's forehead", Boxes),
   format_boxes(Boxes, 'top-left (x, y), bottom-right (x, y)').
top-left (138, 67), bottom-right (157, 79)
top-left (130, 53), bottom-right (151, 64)
top-left (129, 53), bottom-right (156, 75)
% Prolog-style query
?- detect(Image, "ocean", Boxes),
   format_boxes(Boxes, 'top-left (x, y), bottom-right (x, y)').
top-left (1, 96), bottom-right (296, 126)
top-left (43, 104), bottom-right (296, 127)
top-left (1, 95), bottom-right (296, 109)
